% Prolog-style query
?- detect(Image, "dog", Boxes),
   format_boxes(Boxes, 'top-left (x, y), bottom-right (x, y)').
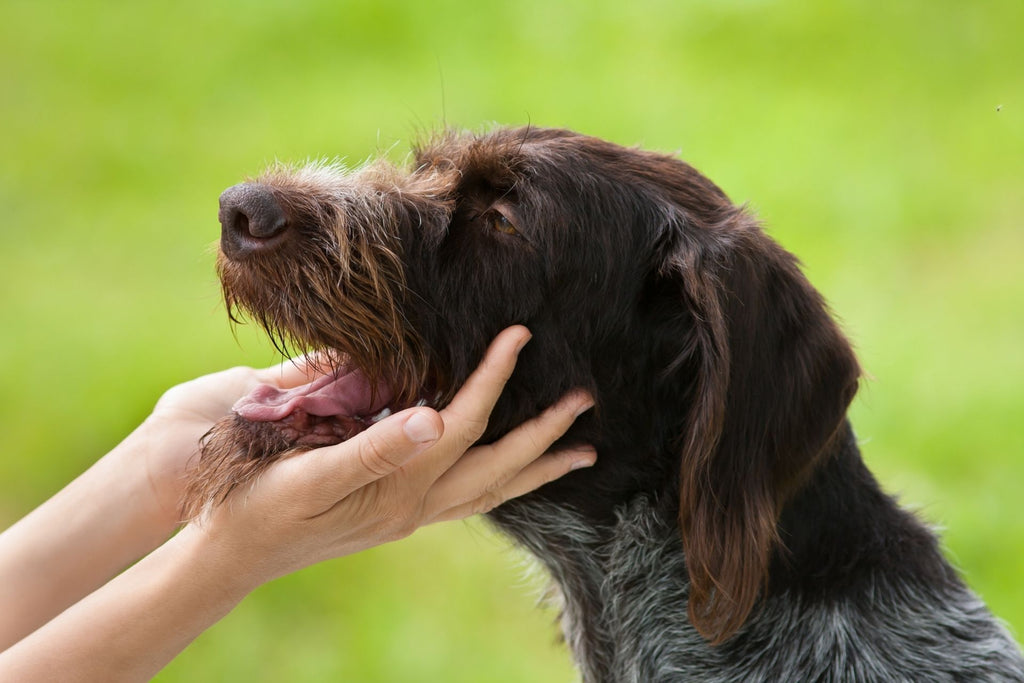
top-left (186, 127), bottom-right (1024, 681)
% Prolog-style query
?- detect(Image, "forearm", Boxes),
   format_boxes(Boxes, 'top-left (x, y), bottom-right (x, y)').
top-left (0, 425), bottom-right (180, 649)
top-left (0, 524), bottom-right (251, 682)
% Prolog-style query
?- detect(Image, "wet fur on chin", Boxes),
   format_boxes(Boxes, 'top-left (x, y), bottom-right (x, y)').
top-left (183, 415), bottom-right (307, 519)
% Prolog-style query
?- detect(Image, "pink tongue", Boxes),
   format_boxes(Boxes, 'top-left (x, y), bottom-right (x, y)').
top-left (233, 368), bottom-right (392, 422)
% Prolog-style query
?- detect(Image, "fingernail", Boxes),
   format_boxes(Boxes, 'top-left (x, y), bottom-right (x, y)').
top-left (570, 448), bottom-right (597, 470)
top-left (574, 394), bottom-right (595, 417)
top-left (403, 412), bottom-right (441, 444)
top-left (514, 330), bottom-right (533, 355)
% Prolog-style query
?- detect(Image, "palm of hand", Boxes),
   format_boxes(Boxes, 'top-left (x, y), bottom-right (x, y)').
top-left (141, 362), bottom-right (314, 527)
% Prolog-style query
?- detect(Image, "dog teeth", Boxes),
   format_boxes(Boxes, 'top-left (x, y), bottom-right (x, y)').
top-left (369, 407), bottom-right (392, 423)
top-left (415, 399), bottom-right (428, 407)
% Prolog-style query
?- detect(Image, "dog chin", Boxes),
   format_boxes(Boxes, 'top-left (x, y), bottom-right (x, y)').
top-left (183, 363), bottom-right (410, 518)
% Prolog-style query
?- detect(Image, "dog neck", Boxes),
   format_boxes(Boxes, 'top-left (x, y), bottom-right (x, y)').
top-left (488, 424), bottom-right (1020, 681)
top-left (491, 489), bottom-right (681, 681)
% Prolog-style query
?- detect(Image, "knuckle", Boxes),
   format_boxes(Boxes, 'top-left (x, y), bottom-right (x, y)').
top-left (547, 400), bottom-right (581, 429)
top-left (482, 466), bottom-right (512, 496)
top-left (520, 429), bottom-right (546, 456)
top-left (472, 489), bottom-right (506, 516)
top-left (390, 518), bottom-right (418, 541)
top-left (480, 351), bottom-right (515, 382)
top-left (489, 360), bottom-right (516, 386)
top-left (462, 415), bottom-right (489, 444)
top-left (370, 487), bottom-right (422, 539)
top-left (382, 504), bottom-right (419, 541)
top-left (356, 436), bottom-right (401, 478)
top-left (368, 497), bottom-right (401, 530)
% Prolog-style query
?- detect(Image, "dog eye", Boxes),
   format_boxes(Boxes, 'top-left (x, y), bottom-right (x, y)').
top-left (492, 213), bottom-right (519, 236)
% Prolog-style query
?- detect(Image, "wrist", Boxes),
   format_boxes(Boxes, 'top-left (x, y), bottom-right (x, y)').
top-left (110, 422), bottom-right (185, 537)
top-left (0, 517), bottom-right (257, 682)
top-left (125, 408), bottom-right (219, 534)
top-left (165, 524), bottom-right (261, 601)
top-left (171, 521), bottom-right (270, 599)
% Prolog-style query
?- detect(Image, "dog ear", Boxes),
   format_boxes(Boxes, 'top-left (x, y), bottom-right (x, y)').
top-left (658, 210), bottom-right (860, 644)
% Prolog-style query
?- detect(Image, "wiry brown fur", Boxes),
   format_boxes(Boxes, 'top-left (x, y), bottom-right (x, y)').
top-left (668, 223), bottom-right (859, 642)
top-left (183, 161), bottom-right (437, 519)
top-left (180, 127), bottom-right (1024, 679)
top-left (184, 417), bottom-right (296, 518)
top-left (218, 162), bottom-right (429, 392)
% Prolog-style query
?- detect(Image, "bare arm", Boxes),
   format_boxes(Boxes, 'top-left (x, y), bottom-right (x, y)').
top-left (0, 357), bottom-right (319, 650)
top-left (0, 327), bottom-right (594, 681)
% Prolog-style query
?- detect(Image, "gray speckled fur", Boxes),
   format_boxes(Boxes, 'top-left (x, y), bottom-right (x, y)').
top-left (494, 497), bottom-right (1024, 682)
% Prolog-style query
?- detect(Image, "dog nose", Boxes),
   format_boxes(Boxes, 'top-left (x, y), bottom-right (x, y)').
top-left (218, 183), bottom-right (290, 260)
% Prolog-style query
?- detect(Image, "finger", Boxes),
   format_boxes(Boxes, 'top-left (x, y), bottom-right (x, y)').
top-left (439, 326), bottom-right (532, 449)
top-left (253, 353), bottom-right (325, 389)
top-left (403, 326), bottom-right (531, 486)
top-left (431, 447), bottom-right (596, 523)
top-left (292, 407), bottom-right (444, 503)
top-left (473, 389), bottom-right (593, 465)
top-left (423, 390), bottom-right (593, 513)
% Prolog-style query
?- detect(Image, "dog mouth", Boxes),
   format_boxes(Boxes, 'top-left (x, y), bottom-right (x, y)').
top-left (232, 362), bottom-right (405, 448)
top-left (183, 358), bottom-right (424, 519)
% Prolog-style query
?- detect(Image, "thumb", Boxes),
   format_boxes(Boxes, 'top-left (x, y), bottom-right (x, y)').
top-left (304, 408), bottom-right (444, 500)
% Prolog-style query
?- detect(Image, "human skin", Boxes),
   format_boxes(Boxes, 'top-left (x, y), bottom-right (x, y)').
top-left (0, 326), bottom-right (595, 681)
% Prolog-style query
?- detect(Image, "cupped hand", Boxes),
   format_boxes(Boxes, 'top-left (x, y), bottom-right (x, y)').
top-left (135, 355), bottom-right (324, 530)
top-left (187, 326), bottom-right (595, 588)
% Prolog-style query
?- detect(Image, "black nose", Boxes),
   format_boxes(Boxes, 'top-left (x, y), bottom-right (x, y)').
top-left (218, 183), bottom-right (290, 260)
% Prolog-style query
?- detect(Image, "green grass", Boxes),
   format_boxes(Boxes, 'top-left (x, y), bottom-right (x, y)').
top-left (1, 0), bottom-right (1021, 679)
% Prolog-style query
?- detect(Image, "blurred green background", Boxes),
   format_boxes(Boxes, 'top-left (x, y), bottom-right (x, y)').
top-left (1, 0), bottom-right (1021, 680)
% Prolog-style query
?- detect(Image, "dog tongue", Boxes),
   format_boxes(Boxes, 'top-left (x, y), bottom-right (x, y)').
top-left (233, 368), bottom-right (392, 422)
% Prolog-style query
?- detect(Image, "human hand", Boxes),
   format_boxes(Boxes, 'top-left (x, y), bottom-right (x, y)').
top-left (0, 352), bottom-right (331, 653)
top-left (184, 326), bottom-right (595, 589)
top-left (133, 355), bottom-right (323, 531)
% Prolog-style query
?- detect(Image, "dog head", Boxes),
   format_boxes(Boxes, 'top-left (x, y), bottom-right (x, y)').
top-left (197, 127), bottom-right (860, 643)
